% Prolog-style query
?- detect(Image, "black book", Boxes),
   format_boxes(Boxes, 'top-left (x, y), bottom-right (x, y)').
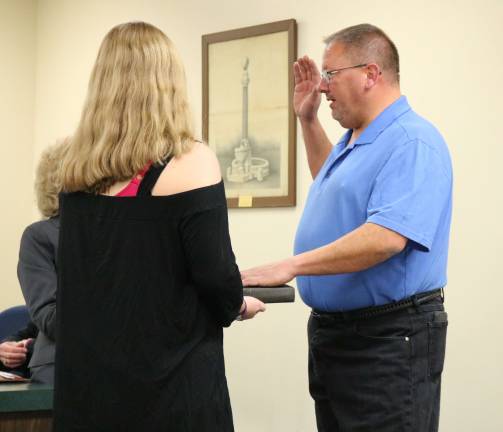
top-left (243, 285), bottom-right (295, 304)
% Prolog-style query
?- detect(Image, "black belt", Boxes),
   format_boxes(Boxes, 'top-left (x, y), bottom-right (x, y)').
top-left (312, 288), bottom-right (444, 322)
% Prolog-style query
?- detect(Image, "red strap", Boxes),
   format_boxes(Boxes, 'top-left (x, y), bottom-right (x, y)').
top-left (114, 162), bottom-right (152, 197)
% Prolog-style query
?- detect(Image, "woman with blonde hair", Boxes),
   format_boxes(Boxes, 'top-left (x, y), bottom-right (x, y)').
top-left (54, 22), bottom-right (264, 431)
top-left (15, 140), bottom-right (69, 384)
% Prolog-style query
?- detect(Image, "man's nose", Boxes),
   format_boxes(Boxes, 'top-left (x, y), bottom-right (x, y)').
top-left (318, 79), bottom-right (329, 93)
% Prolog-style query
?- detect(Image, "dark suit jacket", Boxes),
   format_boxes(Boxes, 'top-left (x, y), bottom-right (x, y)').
top-left (17, 217), bottom-right (58, 373)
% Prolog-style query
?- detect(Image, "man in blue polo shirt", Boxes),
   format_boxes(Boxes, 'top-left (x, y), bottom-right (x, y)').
top-left (242, 23), bottom-right (452, 432)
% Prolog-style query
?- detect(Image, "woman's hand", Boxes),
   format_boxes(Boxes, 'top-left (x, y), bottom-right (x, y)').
top-left (239, 296), bottom-right (266, 320)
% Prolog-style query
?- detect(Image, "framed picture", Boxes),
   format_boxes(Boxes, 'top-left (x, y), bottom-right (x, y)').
top-left (202, 19), bottom-right (297, 208)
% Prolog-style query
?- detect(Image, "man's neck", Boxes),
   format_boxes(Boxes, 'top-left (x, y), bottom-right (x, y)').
top-left (349, 90), bottom-right (402, 146)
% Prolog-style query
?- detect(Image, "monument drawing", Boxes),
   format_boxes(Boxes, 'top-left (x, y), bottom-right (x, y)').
top-left (226, 57), bottom-right (270, 183)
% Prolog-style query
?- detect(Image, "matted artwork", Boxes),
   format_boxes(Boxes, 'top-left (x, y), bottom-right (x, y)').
top-left (202, 19), bottom-right (297, 208)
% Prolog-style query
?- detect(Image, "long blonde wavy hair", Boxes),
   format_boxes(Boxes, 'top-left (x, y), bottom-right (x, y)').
top-left (61, 22), bottom-right (195, 193)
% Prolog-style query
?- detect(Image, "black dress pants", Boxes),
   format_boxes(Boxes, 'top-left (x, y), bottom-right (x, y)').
top-left (308, 298), bottom-right (447, 432)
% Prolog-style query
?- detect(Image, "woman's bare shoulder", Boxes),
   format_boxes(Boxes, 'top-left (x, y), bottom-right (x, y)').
top-left (152, 141), bottom-right (222, 196)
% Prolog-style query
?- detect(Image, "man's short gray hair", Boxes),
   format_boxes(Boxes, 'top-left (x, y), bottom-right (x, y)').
top-left (324, 24), bottom-right (400, 83)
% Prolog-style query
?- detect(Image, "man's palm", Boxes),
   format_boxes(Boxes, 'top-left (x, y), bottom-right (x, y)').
top-left (294, 80), bottom-right (321, 119)
top-left (293, 57), bottom-right (322, 120)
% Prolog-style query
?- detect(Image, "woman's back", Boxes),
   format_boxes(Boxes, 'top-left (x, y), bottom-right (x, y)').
top-left (55, 22), bottom-right (264, 431)
top-left (55, 143), bottom-right (243, 431)
top-left (106, 141), bottom-right (221, 197)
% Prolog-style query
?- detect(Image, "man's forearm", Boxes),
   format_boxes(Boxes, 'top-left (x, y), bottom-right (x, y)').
top-left (241, 222), bottom-right (407, 288)
top-left (300, 117), bottom-right (333, 179)
top-left (291, 223), bottom-right (407, 276)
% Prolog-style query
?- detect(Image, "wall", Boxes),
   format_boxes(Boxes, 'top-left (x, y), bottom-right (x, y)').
top-left (4, 0), bottom-right (503, 430)
top-left (0, 0), bottom-right (36, 310)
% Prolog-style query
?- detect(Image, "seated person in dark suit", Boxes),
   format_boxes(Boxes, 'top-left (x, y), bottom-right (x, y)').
top-left (16, 141), bottom-right (68, 385)
top-left (0, 321), bottom-right (37, 377)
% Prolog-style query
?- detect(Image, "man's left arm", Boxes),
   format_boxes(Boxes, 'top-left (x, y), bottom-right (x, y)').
top-left (242, 138), bottom-right (452, 287)
top-left (241, 223), bottom-right (406, 287)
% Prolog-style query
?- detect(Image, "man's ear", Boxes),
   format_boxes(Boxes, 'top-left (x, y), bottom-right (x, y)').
top-left (364, 63), bottom-right (381, 89)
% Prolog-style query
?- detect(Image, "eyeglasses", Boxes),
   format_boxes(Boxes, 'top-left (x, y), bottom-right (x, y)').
top-left (320, 64), bottom-right (368, 82)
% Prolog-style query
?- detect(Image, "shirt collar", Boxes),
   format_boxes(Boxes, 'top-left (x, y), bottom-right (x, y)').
top-left (335, 129), bottom-right (353, 147)
top-left (340, 95), bottom-right (411, 147)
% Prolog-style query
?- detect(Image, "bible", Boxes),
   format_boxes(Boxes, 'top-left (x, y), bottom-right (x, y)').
top-left (243, 285), bottom-right (295, 303)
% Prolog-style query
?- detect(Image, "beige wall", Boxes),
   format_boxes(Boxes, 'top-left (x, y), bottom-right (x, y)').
top-left (3, 0), bottom-right (503, 430)
top-left (0, 0), bottom-right (36, 310)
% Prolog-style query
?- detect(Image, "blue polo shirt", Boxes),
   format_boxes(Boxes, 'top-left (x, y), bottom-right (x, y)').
top-left (294, 96), bottom-right (452, 311)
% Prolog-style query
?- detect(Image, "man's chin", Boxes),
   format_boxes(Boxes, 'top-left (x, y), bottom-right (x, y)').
top-left (331, 111), bottom-right (345, 126)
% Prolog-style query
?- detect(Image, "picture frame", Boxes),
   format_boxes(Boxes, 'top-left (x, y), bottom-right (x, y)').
top-left (202, 19), bottom-right (297, 208)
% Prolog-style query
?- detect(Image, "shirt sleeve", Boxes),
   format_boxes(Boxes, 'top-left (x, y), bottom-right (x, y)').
top-left (4, 322), bottom-right (38, 342)
top-left (180, 205), bottom-right (244, 327)
top-left (367, 139), bottom-right (452, 251)
top-left (17, 224), bottom-right (57, 340)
